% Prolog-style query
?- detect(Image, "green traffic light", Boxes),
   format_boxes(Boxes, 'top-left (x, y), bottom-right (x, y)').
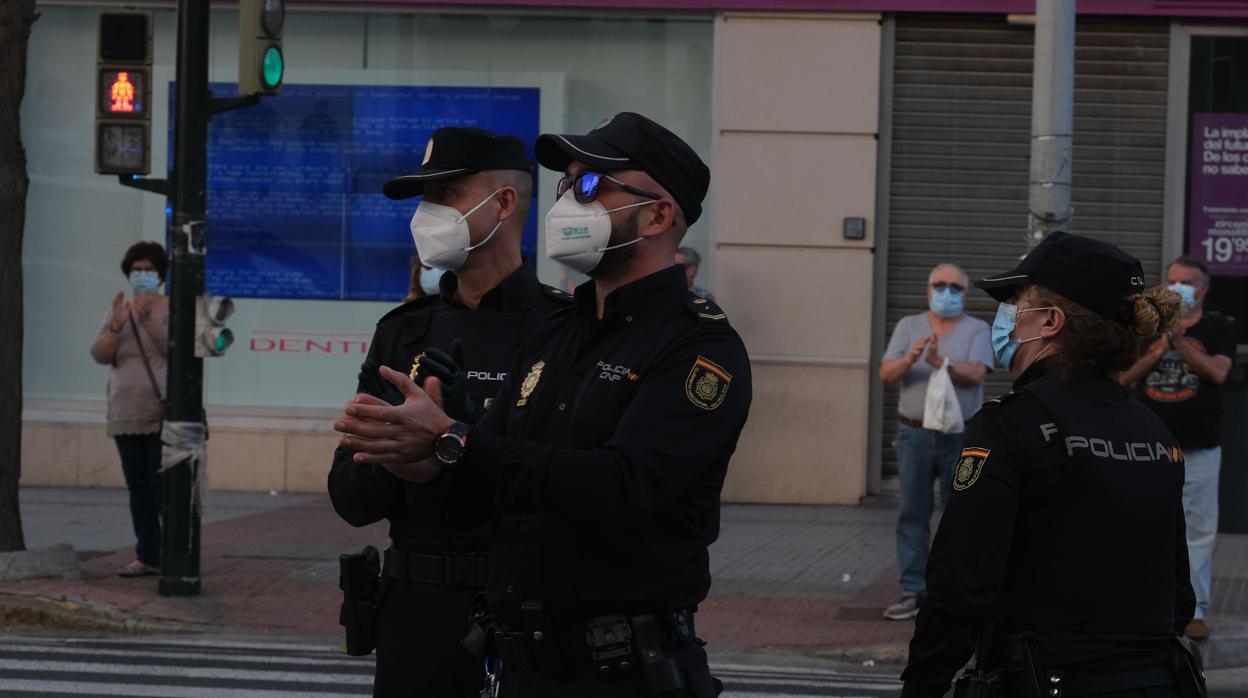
top-left (261, 45), bottom-right (283, 90)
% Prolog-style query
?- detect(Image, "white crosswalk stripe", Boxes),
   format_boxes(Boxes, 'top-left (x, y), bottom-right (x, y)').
top-left (0, 636), bottom-right (902, 697)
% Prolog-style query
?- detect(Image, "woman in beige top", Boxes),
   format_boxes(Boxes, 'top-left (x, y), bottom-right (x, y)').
top-left (90, 241), bottom-right (169, 577)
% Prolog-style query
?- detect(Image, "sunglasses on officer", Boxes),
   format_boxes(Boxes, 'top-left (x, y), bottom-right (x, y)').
top-left (930, 281), bottom-right (966, 293)
top-left (556, 171), bottom-right (662, 204)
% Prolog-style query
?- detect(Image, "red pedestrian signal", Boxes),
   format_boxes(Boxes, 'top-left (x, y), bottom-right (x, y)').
top-left (96, 10), bottom-right (152, 175)
top-left (99, 68), bottom-right (147, 116)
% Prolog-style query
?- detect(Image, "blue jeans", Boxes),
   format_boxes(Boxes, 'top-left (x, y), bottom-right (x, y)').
top-left (895, 422), bottom-right (963, 596)
top-left (114, 433), bottom-right (164, 567)
top-left (1183, 447), bottom-right (1221, 620)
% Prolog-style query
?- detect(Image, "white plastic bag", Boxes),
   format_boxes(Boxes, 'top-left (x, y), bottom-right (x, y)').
top-left (923, 358), bottom-right (964, 434)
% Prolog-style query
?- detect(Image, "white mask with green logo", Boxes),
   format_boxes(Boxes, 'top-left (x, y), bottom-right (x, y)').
top-left (544, 189), bottom-right (655, 274)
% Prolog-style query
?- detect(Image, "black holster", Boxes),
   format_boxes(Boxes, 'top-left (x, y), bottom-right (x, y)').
top-left (1170, 635), bottom-right (1208, 698)
top-left (956, 631), bottom-right (1044, 698)
top-left (338, 545), bottom-right (382, 656)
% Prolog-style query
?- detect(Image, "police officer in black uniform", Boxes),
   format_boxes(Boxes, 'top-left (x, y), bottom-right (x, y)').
top-left (333, 113), bottom-right (752, 698)
top-left (901, 232), bottom-right (1201, 698)
top-left (328, 127), bottom-right (571, 698)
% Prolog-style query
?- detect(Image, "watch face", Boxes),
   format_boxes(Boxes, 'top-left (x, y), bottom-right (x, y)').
top-left (435, 433), bottom-right (465, 465)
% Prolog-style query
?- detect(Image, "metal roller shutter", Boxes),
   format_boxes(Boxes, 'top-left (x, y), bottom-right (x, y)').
top-left (881, 14), bottom-right (1170, 479)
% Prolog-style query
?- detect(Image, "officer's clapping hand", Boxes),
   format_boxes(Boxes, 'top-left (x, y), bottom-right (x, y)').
top-left (333, 365), bottom-right (456, 483)
top-left (415, 338), bottom-right (481, 423)
top-left (357, 359), bottom-right (405, 406)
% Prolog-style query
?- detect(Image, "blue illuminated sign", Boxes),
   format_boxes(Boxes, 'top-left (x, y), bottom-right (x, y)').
top-left (170, 83), bottom-right (540, 300)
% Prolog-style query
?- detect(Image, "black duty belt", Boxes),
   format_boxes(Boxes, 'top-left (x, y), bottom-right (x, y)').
top-left (1053, 664), bottom-right (1175, 697)
top-left (383, 547), bottom-right (489, 589)
top-left (490, 609), bottom-right (697, 675)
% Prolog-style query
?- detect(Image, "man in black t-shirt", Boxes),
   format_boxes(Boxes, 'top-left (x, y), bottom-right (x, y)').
top-left (1122, 255), bottom-right (1236, 640)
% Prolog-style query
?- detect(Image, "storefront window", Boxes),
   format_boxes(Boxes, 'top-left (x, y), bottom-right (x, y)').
top-left (21, 7), bottom-right (713, 408)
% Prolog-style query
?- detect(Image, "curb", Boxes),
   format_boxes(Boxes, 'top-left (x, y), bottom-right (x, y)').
top-left (0, 591), bottom-right (207, 635)
top-left (1201, 631), bottom-right (1248, 670)
top-left (741, 643), bottom-right (910, 667)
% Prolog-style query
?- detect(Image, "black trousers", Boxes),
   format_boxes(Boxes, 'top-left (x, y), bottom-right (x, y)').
top-left (497, 643), bottom-right (721, 698)
top-left (372, 582), bottom-right (483, 698)
top-left (114, 433), bottom-right (163, 567)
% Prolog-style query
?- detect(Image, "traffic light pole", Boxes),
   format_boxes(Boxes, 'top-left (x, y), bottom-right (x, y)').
top-left (160, 0), bottom-right (210, 597)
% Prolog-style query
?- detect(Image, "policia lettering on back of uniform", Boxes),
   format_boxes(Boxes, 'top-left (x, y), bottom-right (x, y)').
top-left (327, 127), bottom-right (572, 698)
top-left (333, 113), bottom-right (752, 698)
top-left (900, 232), bottom-right (1205, 698)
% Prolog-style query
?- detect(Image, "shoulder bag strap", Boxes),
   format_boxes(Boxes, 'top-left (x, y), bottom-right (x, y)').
top-left (127, 309), bottom-right (164, 404)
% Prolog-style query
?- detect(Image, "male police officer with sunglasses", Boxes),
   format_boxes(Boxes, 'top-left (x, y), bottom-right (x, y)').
top-left (328, 127), bottom-right (571, 698)
top-left (334, 112), bottom-right (753, 697)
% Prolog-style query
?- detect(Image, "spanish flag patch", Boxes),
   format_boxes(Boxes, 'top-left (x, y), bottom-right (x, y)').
top-left (952, 447), bottom-right (990, 491)
top-left (685, 356), bottom-right (732, 411)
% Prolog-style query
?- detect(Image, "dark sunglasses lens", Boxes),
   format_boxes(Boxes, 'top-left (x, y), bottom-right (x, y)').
top-left (575, 172), bottom-right (601, 203)
top-left (556, 176), bottom-right (572, 199)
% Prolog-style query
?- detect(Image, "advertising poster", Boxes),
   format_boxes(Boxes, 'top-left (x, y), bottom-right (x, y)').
top-left (1188, 112), bottom-right (1248, 276)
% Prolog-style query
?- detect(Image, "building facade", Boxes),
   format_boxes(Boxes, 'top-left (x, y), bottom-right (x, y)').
top-left (20, 0), bottom-right (1248, 502)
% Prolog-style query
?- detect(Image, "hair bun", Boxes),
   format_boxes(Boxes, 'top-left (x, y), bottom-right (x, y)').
top-left (1132, 286), bottom-right (1182, 338)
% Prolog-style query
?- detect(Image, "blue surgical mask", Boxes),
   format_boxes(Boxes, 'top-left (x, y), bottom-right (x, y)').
top-left (1169, 282), bottom-right (1197, 312)
top-left (990, 302), bottom-right (1051, 370)
top-left (419, 266), bottom-right (442, 295)
top-left (129, 270), bottom-right (160, 293)
top-left (929, 287), bottom-right (964, 318)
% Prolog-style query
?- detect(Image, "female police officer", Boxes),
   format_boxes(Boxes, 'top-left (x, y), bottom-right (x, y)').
top-left (901, 232), bottom-right (1199, 698)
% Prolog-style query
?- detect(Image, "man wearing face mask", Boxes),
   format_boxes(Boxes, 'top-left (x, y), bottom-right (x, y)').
top-left (901, 232), bottom-right (1197, 698)
top-left (327, 126), bottom-right (571, 698)
top-left (332, 112), bottom-right (752, 697)
top-left (1120, 255), bottom-right (1235, 640)
top-left (879, 263), bottom-right (994, 621)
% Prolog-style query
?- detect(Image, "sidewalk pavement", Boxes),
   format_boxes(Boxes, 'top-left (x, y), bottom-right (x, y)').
top-left (7, 486), bottom-right (1248, 668)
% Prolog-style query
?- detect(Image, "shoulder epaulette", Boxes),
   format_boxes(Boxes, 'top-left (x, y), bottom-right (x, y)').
top-left (685, 295), bottom-right (728, 322)
top-left (982, 391), bottom-right (1018, 409)
top-left (376, 294), bottom-right (439, 325)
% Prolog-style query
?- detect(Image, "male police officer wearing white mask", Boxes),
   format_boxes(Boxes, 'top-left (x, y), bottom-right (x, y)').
top-left (328, 126), bottom-right (570, 698)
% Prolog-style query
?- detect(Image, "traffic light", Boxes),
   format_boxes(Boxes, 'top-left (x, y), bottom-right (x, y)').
top-left (195, 295), bottom-right (235, 357)
top-left (96, 10), bottom-right (152, 175)
top-left (239, 0), bottom-right (285, 95)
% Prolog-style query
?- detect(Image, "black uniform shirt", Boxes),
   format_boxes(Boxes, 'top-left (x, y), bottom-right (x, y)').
top-left (327, 263), bottom-right (572, 550)
top-left (901, 359), bottom-right (1193, 698)
top-left (460, 265), bottom-right (752, 624)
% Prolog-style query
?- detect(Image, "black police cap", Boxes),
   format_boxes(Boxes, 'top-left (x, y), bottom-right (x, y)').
top-left (535, 112), bottom-right (710, 226)
top-left (976, 231), bottom-right (1148, 325)
top-left (383, 127), bottom-right (532, 200)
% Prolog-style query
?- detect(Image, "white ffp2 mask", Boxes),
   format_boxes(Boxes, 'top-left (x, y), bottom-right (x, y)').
top-left (409, 189), bottom-right (503, 271)
top-left (544, 190), bottom-right (655, 275)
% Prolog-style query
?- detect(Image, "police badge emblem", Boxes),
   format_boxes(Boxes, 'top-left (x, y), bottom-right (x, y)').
top-left (516, 361), bottom-right (545, 407)
top-left (953, 447), bottom-right (990, 491)
top-left (409, 352), bottom-right (426, 382)
top-left (685, 356), bottom-right (732, 411)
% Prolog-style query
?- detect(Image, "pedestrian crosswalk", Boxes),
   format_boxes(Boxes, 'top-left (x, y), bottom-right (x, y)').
top-left (0, 636), bottom-right (902, 697)
top-left (0, 636), bottom-right (374, 697)
top-left (717, 662), bottom-right (902, 697)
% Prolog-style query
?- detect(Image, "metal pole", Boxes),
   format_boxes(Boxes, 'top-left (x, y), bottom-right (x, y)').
top-left (160, 0), bottom-right (208, 597)
top-left (1027, 0), bottom-right (1075, 249)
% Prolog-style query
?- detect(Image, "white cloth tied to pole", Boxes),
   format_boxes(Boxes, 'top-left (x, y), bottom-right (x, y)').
top-left (161, 420), bottom-right (207, 515)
